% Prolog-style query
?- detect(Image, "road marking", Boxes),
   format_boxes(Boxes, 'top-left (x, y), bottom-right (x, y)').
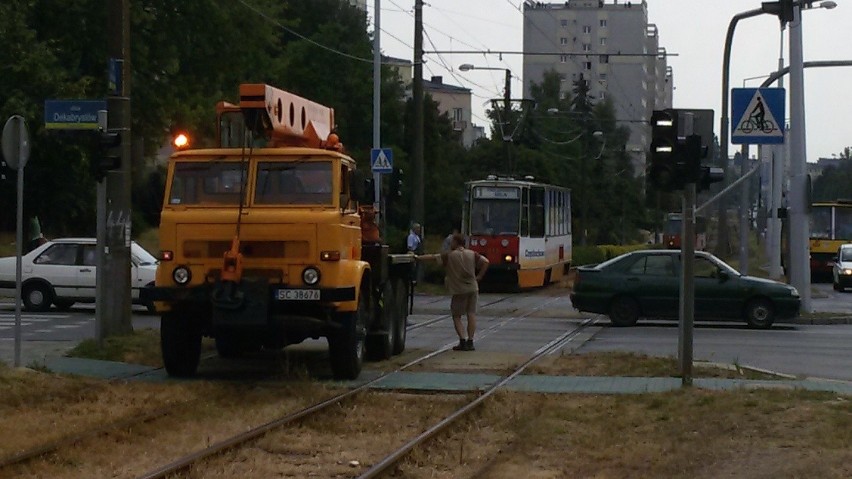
top-left (53, 325), bottom-right (83, 329)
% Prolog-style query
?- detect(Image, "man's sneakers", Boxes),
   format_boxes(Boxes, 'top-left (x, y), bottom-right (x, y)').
top-left (452, 338), bottom-right (475, 351)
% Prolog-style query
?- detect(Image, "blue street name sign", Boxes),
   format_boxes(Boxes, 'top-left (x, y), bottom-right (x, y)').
top-left (731, 87), bottom-right (785, 145)
top-left (371, 148), bottom-right (393, 173)
top-left (44, 100), bottom-right (107, 130)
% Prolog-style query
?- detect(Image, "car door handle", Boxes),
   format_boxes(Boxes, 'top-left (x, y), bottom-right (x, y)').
top-left (80, 268), bottom-right (92, 272)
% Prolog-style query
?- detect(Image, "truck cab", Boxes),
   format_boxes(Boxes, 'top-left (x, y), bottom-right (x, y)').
top-left (147, 84), bottom-right (412, 379)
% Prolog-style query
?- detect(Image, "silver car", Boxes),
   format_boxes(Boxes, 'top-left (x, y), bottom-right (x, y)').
top-left (832, 244), bottom-right (852, 291)
top-left (0, 238), bottom-right (157, 312)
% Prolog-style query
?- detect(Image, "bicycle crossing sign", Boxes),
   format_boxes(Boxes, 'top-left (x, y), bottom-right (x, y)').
top-left (731, 87), bottom-right (785, 145)
top-left (370, 148), bottom-right (393, 173)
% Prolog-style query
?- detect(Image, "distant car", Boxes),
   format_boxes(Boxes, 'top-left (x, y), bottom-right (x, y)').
top-left (570, 249), bottom-right (800, 329)
top-left (0, 238), bottom-right (157, 312)
top-left (832, 244), bottom-right (852, 291)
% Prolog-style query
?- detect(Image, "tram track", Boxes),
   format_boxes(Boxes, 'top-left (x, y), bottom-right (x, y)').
top-left (132, 295), bottom-right (568, 479)
top-left (357, 317), bottom-right (599, 479)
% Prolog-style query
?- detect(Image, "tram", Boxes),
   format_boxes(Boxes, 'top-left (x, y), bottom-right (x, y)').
top-left (662, 213), bottom-right (707, 250)
top-left (807, 200), bottom-right (852, 277)
top-left (462, 176), bottom-right (572, 289)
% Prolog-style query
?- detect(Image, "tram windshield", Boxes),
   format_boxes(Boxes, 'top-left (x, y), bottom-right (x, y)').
top-left (470, 187), bottom-right (521, 235)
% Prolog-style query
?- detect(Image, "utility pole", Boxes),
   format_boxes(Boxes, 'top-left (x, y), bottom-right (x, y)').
top-left (504, 69), bottom-right (512, 174)
top-left (412, 0), bottom-right (424, 227)
top-left (101, 0), bottom-right (133, 337)
top-left (788, 2), bottom-right (811, 311)
top-left (373, 0), bottom-right (382, 226)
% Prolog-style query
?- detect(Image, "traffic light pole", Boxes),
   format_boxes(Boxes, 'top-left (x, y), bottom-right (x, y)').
top-left (679, 183), bottom-right (696, 387)
top-left (101, 0), bottom-right (133, 336)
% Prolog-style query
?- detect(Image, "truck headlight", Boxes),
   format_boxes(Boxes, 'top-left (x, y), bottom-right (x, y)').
top-left (173, 266), bottom-right (191, 285)
top-left (302, 267), bottom-right (320, 285)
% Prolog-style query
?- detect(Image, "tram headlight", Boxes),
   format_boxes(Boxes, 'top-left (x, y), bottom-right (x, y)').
top-left (172, 266), bottom-right (191, 285)
top-left (504, 254), bottom-right (514, 263)
top-left (501, 239), bottom-right (509, 247)
top-left (302, 267), bottom-right (321, 285)
top-left (479, 238), bottom-right (488, 246)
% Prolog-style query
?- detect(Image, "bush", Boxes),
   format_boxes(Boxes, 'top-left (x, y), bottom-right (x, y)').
top-left (572, 244), bottom-right (649, 267)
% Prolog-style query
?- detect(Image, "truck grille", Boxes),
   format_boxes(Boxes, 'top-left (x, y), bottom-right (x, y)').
top-left (183, 240), bottom-right (309, 259)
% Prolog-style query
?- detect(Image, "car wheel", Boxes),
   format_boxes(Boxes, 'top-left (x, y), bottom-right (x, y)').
top-left (23, 282), bottom-right (54, 312)
top-left (744, 298), bottom-right (774, 329)
top-left (160, 312), bottom-right (202, 377)
top-left (328, 286), bottom-right (368, 380)
top-left (54, 299), bottom-right (75, 311)
top-left (609, 296), bottom-right (639, 327)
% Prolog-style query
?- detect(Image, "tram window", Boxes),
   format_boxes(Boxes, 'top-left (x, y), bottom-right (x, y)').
top-left (520, 188), bottom-right (529, 236)
top-left (809, 207), bottom-right (832, 239)
top-left (836, 208), bottom-right (852, 239)
top-left (530, 187), bottom-right (545, 238)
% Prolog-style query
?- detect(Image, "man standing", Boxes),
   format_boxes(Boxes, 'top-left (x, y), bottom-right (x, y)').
top-left (407, 223), bottom-right (423, 285)
top-left (418, 233), bottom-right (489, 351)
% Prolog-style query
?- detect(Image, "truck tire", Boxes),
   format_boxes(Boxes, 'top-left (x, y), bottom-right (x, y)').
top-left (392, 277), bottom-right (408, 355)
top-left (366, 282), bottom-right (396, 361)
top-left (161, 312), bottom-right (202, 377)
top-left (328, 288), bottom-right (368, 380)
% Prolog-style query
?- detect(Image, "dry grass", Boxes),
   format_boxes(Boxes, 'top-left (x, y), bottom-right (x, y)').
top-left (528, 351), bottom-right (779, 380)
top-left (399, 389), bottom-right (852, 479)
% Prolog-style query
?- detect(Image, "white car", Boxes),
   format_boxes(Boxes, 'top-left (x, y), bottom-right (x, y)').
top-left (0, 238), bottom-right (158, 312)
top-left (832, 244), bottom-right (852, 292)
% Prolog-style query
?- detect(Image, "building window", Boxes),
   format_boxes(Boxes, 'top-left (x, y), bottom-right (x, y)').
top-left (599, 73), bottom-right (607, 80)
top-left (583, 25), bottom-right (591, 34)
top-left (560, 55), bottom-right (568, 63)
top-left (599, 55), bottom-right (609, 63)
top-left (600, 19), bottom-right (607, 27)
top-left (560, 19), bottom-right (568, 27)
top-left (582, 43), bottom-right (591, 52)
top-left (453, 108), bottom-right (463, 122)
top-left (600, 91), bottom-right (607, 100)
top-left (560, 37), bottom-right (568, 45)
top-left (600, 37), bottom-right (607, 46)
top-left (583, 62), bottom-right (592, 70)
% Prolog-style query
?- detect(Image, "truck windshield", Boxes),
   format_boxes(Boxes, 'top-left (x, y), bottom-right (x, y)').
top-left (168, 161), bottom-right (244, 206)
top-left (255, 161), bottom-right (333, 205)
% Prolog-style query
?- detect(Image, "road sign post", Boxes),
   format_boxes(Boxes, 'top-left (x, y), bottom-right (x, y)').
top-left (2, 115), bottom-right (31, 367)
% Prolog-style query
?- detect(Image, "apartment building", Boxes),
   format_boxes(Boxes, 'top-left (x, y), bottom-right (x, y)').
top-left (522, 0), bottom-right (673, 174)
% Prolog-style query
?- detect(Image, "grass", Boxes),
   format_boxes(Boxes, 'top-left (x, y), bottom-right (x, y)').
top-left (66, 328), bottom-right (164, 367)
top-left (0, 231), bottom-right (17, 257)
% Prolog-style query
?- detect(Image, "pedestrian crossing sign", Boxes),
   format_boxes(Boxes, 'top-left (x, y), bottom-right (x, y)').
top-left (371, 148), bottom-right (393, 173)
top-left (731, 87), bottom-right (785, 145)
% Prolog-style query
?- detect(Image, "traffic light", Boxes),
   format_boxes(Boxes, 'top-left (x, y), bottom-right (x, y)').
top-left (648, 109), bottom-right (706, 192)
top-left (388, 167), bottom-right (404, 203)
top-left (92, 130), bottom-right (121, 182)
top-left (648, 109), bottom-right (682, 191)
top-left (698, 166), bottom-right (725, 192)
top-left (762, 0), bottom-right (794, 23)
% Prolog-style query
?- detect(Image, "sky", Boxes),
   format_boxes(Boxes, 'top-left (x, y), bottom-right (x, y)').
top-left (370, 0), bottom-right (852, 162)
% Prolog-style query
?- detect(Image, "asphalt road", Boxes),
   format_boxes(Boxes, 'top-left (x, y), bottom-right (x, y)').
top-left (1, 282), bottom-right (851, 381)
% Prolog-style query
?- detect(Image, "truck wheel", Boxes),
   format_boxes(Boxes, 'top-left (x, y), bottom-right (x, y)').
top-left (392, 278), bottom-right (408, 355)
top-left (328, 288), bottom-right (368, 380)
top-left (366, 282), bottom-right (395, 361)
top-left (161, 312), bottom-right (202, 377)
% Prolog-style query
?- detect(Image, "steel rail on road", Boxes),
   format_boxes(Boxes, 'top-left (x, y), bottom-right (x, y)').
top-left (357, 316), bottom-right (599, 479)
top-left (135, 296), bottom-right (565, 479)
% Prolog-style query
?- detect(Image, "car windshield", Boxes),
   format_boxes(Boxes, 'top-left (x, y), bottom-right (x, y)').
top-left (841, 248), bottom-right (852, 262)
top-left (132, 243), bottom-right (158, 266)
top-left (700, 253), bottom-right (741, 276)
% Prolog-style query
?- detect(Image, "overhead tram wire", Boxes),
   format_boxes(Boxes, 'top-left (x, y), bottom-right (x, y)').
top-left (235, 0), bottom-right (422, 66)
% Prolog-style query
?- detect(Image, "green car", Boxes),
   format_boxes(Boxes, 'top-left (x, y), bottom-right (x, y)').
top-left (570, 250), bottom-right (800, 329)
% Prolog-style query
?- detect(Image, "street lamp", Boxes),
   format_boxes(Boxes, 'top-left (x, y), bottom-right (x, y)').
top-left (458, 63), bottom-right (512, 116)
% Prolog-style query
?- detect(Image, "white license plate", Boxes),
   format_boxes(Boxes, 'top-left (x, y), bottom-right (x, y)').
top-left (277, 289), bottom-right (320, 301)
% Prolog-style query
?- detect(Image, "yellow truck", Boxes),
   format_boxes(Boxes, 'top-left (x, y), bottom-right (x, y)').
top-left (144, 84), bottom-right (413, 379)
